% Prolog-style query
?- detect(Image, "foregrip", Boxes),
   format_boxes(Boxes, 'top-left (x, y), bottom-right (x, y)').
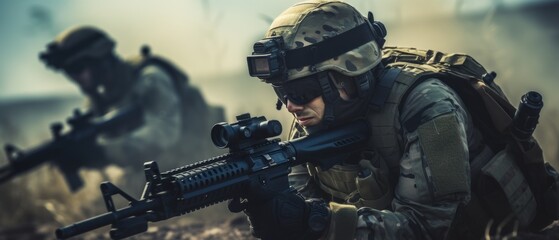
top-left (172, 158), bottom-right (252, 213)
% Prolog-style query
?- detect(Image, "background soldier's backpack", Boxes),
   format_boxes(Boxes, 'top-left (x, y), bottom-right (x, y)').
top-left (381, 47), bottom-right (559, 237)
top-left (127, 46), bottom-right (225, 169)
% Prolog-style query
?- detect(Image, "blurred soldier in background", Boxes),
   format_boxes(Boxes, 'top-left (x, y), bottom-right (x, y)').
top-left (242, 1), bottom-right (559, 239)
top-left (39, 26), bottom-right (223, 177)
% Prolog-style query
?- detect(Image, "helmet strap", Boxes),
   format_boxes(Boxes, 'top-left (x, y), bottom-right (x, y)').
top-left (276, 98), bottom-right (283, 110)
top-left (354, 70), bottom-right (373, 98)
top-left (317, 72), bottom-right (337, 126)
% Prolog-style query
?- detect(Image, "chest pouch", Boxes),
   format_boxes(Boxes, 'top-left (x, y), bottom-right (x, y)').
top-left (308, 150), bottom-right (393, 209)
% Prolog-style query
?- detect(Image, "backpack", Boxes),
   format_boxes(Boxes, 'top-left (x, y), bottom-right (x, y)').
top-left (381, 46), bottom-right (559, 235)
top-left (127, 46), bottom-right (225, 169)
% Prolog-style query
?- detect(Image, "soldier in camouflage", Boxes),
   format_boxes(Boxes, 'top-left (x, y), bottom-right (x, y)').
top-left (38, 26), bottom-right (215, 173)
top-left (241, 1), bottom-right (554, 240)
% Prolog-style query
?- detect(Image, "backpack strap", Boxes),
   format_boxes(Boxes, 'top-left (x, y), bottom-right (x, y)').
top-left (126, 45), bottom-right (193, 134)
top-left (369, 67), bottom-right (400, 111)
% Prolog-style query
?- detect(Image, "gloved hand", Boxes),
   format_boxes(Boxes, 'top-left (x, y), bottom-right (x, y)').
top-left (53, 140), bottom-right (107, 191)
top-left (68, 140), bottom-right (108, 167)
top-left (241, 192), bottom-right (331, 240)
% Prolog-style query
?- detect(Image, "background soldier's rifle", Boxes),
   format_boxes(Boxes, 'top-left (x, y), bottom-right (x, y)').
top-left (0, 106), bottom-right (143, 192)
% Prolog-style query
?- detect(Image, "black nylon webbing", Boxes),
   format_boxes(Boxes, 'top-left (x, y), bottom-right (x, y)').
top-left (370, 67), bottom-right (400, 111)
top-left (285, 23), bottom-right (375, 70)
top-left (318, 72), bottom-right (336, 124)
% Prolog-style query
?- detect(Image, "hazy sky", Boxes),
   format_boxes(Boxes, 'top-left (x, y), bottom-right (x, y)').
top-left (0, 0), bottom-right (551, 100)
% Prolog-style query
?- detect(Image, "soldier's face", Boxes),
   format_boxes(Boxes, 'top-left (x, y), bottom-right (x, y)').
top-left (67, 67), bottom-right (95, 91)
top-left (286, 96), bottom-right (325, 127)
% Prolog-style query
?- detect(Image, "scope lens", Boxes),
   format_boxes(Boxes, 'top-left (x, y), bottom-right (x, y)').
top-left (266, 120), bottom-right (282, 136)
top-left (211, 124), bottom-right (231, 148)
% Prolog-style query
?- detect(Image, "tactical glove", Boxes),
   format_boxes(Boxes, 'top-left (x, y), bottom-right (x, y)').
top-left (242, 192), bottom-right (330, 240)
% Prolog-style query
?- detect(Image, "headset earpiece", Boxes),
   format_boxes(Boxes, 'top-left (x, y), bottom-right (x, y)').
top-left (367, 11), bottom-right (387, 48)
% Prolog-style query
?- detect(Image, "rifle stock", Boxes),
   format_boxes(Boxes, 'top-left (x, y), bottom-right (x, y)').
top-left (55, 113), bottom-right (370, 239)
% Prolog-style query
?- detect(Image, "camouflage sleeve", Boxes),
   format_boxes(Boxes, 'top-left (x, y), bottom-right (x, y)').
top-left (99, 65), bottom-right (182, 165)
top-left (331, 78), bottom-right (473, 240)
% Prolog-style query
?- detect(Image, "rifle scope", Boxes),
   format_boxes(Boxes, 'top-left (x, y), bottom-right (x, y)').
top-left (210, 113), bottom-right (282, 148)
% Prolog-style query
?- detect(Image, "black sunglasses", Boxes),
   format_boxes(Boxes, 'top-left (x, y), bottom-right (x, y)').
top-left (273, 75), bottom-right (323, 106)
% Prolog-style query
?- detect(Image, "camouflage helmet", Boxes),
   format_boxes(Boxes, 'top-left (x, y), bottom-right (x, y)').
top-left (39, 26), bottom-right (116, 70)
top-left (265, 0), bottom-right (382, 82)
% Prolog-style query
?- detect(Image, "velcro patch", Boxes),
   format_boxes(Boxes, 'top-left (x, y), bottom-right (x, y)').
top-left (417, 113), bottom-right (469, 198)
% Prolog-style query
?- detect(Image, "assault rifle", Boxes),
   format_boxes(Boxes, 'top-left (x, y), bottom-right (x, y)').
top-left (55, 113), bottom-right (370, 239)
top-left (0, 106), bottom-right (143, 192)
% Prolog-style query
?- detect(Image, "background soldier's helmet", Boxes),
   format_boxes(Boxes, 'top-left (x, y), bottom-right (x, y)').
top-left (266, 0), bottom-right (382, 82)
top-left (39, 26), bottom-right (116, 70)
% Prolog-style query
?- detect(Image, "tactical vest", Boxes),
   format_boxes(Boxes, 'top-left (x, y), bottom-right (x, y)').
top-left (304, 46), bottom-right (558, 236)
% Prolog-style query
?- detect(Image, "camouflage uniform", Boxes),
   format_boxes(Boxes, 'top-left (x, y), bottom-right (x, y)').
top-left (263, 3), bottom-right (476, 238)
top-left (290, 77), bottom-right (484, 239)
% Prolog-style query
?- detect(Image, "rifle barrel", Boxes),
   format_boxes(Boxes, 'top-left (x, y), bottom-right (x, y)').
top-left (0, 141), bottom-right (59, 184)
top-left (55, 199), bottom-right (159, 239)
